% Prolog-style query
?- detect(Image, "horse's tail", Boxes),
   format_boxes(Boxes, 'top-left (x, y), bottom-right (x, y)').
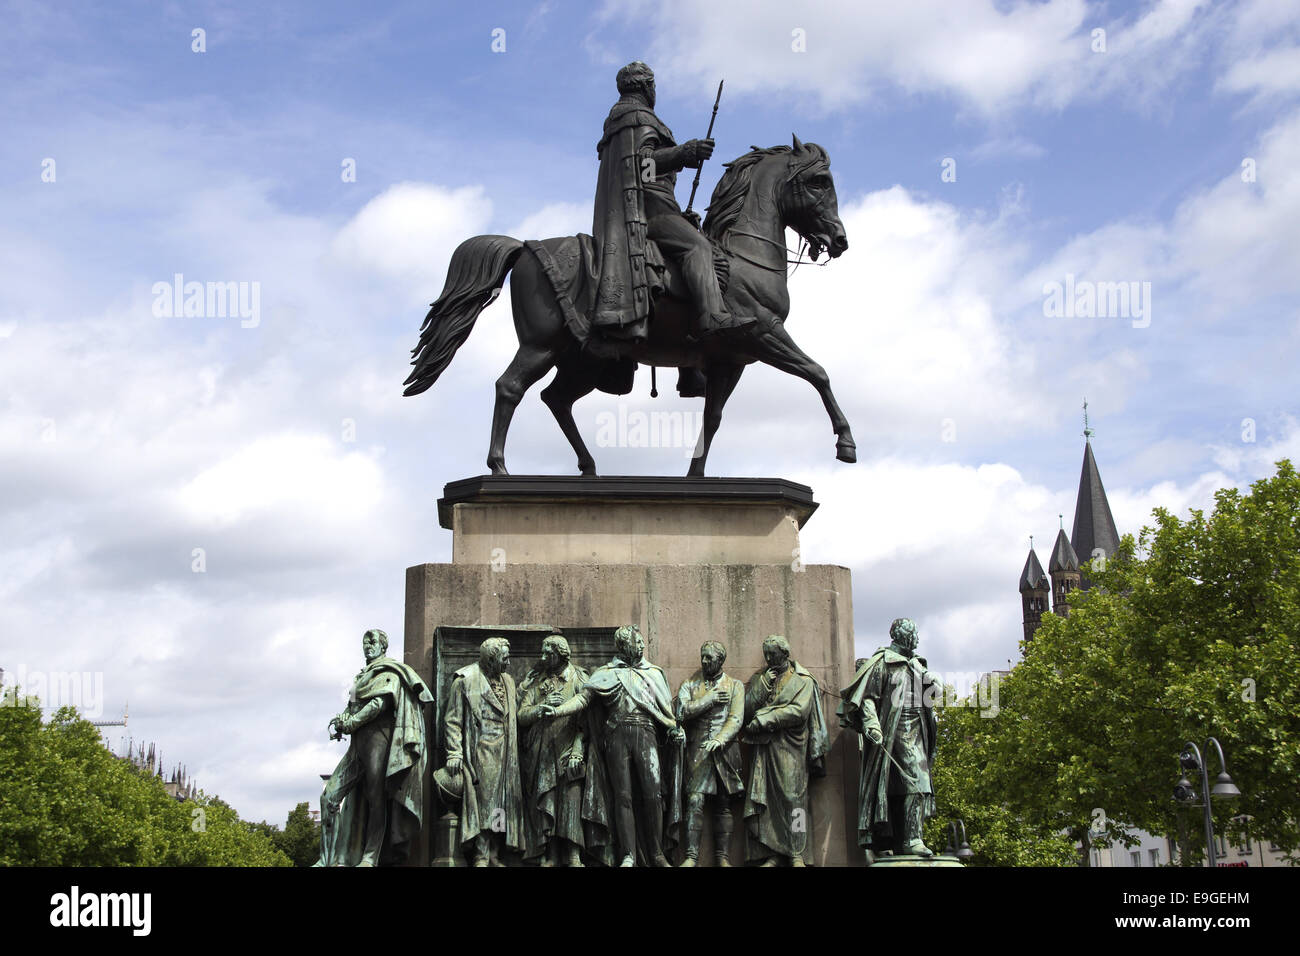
top-left (403, 234), bottom-right (523, 397)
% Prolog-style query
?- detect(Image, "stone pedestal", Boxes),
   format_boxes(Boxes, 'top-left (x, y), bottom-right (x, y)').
top-left (868, 855), bottom-right (966, 868)
top-left (405, 476), bottom-right (862, 867)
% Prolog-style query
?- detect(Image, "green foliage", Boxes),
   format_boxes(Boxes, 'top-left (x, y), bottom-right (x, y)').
top-left (0, 697), bottom-right (290, 866)
top-left (935, 460), bottom-right (1300, 865)
top-left (252, 802), bottom-right (321, 867)
top-left (929, 694), bottom-right (1078, 866)
top-left (276, 802), bottom-right (322, 867)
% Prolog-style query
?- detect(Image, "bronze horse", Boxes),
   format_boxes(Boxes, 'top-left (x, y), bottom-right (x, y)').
top-left (404, 136), bottom-right (855, 477)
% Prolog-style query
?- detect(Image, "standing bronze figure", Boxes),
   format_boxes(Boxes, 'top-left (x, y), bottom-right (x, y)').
top-left (439, 637), bottom-right (526, 866)
top-left (541, 624), bottom-right (684, 866)
top-left (404, 62), bottom-right (854, 477)
top-left (316, 629), bottom-right (433, 867)
top-left (741, 635), bottom-right (829, 866)
top-left (838, 618), bottom-right (939, 859)
top-left (675, 641), bottom-right (745, 866)
top-left (516, 635), bottom-right (590, 866)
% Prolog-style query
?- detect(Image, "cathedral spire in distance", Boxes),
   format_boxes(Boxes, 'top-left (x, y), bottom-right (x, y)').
top-left (1070, 401), bottom-right (1120, 588)
top-left (1019, 539), bottom-right (1049, 642)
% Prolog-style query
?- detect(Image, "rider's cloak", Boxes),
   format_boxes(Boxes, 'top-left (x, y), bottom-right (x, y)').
top-left (591, 97), bottom-right (677, 341)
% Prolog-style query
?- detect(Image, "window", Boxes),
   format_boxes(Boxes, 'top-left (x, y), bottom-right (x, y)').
top-left (1149, 848), bottom-right (1160, 866)
top-left (1130, 851), bottom-right (1141, 867)
top-left (1240, 834), bottom-right (1252, 854)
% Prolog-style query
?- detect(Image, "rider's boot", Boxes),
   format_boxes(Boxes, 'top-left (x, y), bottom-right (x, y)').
top-left (695, 309), bottom-right (755, 338)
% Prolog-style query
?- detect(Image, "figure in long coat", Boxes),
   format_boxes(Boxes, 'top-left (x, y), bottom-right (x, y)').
top-left (516, 635), bottom-right (591, 866)
top-left (838, 618), bottom-right (938, 858)
top-left (542, 624), bottom-right (684, 867)
top-left (593, 61), bottom-right (750, 341)
top-left (674, 640), bottom-right (745, 866)
top-left (441, 637), bottom-right (525, 866)
top-left (741, 635), bottom-right (829, 866)
top-left (316, 628), bottom-right (433, 867)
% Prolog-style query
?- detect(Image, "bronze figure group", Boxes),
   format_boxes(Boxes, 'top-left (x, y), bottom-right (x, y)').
top-left (317, 618), bottom-right (942, 866)
top-left (317, 625), bottom-right (834, 866)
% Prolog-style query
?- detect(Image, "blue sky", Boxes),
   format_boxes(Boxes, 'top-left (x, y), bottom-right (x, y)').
top-left (3, 0), bottom-right (1299, 823)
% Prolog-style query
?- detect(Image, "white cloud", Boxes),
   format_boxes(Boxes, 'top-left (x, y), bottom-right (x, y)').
top-left (598, 0), bottom-right (1214, 116)
top-left (1219, 44), bottom-right (1300, 98)
top-left (331, 182), bottom-right (494, 286)
top-left (174, 434), bottom-right (385, 527)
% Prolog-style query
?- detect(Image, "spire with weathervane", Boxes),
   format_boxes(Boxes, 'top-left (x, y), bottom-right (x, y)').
top-left (1070, 399), bottom-right (1120, 588)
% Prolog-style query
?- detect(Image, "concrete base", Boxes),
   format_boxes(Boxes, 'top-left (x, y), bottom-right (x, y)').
top-left (404, 476), bottom-right (862, 867)
top-left (868, 854), bottom-right (966, 868)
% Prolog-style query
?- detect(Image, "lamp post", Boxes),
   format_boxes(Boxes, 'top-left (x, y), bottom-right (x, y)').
top-left (1172, 737), bottom-right (1241, 867)
top-left (943, 819), bottom-right (974, 861)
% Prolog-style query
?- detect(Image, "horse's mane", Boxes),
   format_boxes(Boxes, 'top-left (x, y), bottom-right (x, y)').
top-left (702, 143), bottom-right (828, 241)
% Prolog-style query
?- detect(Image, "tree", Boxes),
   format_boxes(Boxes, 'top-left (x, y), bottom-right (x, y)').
top-left (0, 697), bottom-right (291, 866)
top-left (935, 460), bottom-right (1300, 865)
top-left (277, 802), bottom-right (322, 867)
top-left (927, 692), bottom-right (1078, 866)
top-left (252, 802), bottom-right (321, 867)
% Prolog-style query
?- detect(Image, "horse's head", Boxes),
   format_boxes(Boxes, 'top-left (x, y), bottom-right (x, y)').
top-left (703, 138), bottom-right (848, 263)
top-left (781, 135), bottom-right (847, 260)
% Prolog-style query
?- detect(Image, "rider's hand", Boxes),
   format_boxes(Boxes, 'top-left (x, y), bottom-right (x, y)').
top-left (683, 138), bottom-right (715, 168)
top-left (446, 756), bottom-right (463, 776)
top-left (682, 210), bottom-right (702, 230)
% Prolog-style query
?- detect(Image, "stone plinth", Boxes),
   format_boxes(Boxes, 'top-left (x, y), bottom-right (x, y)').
top-left (868, 855), bottom-right (966, 868)
top-left (405, 476), bottom-right (861, 867)
top-left (439, 475), bottom-right (817, 566)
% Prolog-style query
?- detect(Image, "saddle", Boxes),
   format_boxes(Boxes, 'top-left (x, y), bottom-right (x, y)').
top-left (524, 233), bottom-right (730, 397)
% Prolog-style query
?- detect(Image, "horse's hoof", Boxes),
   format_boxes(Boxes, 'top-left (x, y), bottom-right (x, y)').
top-left (579, 466), bottom-right (597, 477)
top-left (836, 440), bottom-right (857, 463)
top-left (489, 463), bottom-right (509, 476)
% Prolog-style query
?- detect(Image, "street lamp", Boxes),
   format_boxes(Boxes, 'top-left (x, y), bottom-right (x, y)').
top-left (1172, 737), bottom-right (1241, 867)
top-left (943, 819), bottom-right (974, 861)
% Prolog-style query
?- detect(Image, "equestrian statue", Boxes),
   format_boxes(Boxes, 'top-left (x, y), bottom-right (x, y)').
top-left (404, 61), bottom-right (855, 477)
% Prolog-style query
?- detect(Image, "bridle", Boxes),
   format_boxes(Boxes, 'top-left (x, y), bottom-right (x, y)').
top-left (720, 153), bottom-right (835, 275)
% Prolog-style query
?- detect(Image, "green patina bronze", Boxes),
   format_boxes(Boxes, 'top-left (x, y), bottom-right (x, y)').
top-left (438, 637), bottom-right (526, 866)
top-left (741, 635), bottom-right (828, 867)
top-left (675, 641), bottom-right (745, 866)
top-left (316, 628), bottom-right (433, 867)
top-left (516, 635), bottom-right (591, 866)
top-left (839, 618), bottom-right (939, 862)
top-left (543, 624), bottom-right (683, 867)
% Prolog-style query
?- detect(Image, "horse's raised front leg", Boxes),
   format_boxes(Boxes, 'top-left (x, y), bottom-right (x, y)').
top-left (540, 359), bottom-right (600, 476)
top-left (687, 363), bottom-right (745, 477)
top-left (748, 319), bottom-right (856, 463)
top-left (488, 343), bottom-right (558, 475)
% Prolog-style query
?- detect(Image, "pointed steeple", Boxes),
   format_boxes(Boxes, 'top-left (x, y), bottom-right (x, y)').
top-left (1019, 547), bottom-right (1048, 591)
top-left (1070, 434), bottom-right (1120, 588)
top-left (1048, 523), bottom-right (1079, 573)
top-left (1049, 521), bottom-right (1081, 614)
top-left (1019, 543), bottom-right (1050, 643)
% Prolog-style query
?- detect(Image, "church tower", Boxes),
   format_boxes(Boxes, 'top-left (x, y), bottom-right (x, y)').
top-left (1017, 401), bottom-right (1123, 648)
top-left (1049, 518), bottom-right (1081, 615)
top-left (1070, 403), bottom-right (1120, 588)
top-left (1019, 543), bottom-right (1050, 643)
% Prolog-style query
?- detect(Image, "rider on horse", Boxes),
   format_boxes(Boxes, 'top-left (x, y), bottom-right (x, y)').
top-left (593, 62), bottom-right (754, 345)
